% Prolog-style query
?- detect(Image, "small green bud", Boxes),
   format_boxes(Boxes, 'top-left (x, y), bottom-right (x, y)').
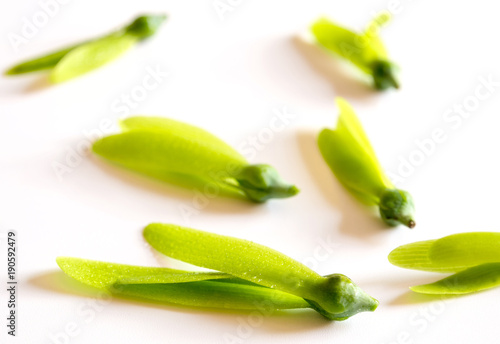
top-left (379, 188), bottom-right (415, 228)
top-left (125, 14), bottom-right (167, 40)
top-left (372, 60), bottom-right (399, 90)
top-left (234, 164), bottom-right (299, 202)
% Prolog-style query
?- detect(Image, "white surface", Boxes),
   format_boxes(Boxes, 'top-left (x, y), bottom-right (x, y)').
top-left (2, 0), bottom-right (500, 343)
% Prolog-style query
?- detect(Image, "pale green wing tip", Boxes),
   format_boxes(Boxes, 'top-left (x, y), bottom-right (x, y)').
top-left (56, 256), bottom-right (79, 271)
top-left (334, 97), bottom-right (350, 113)
top-left (310, 17), bottom-right (332, 30)
top-left (408, 285), bottom-right (449, 294)
top-left (56, 256), bottom-right (67, 270)
top-left (387, 240), bottom-right (432, 268)
top-left (91, 135), bottom-right (118, 156)
top-left (143, 223), bottom-right (168, 247)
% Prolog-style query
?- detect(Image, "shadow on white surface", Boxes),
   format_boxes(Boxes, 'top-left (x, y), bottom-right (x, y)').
top-left (23, 75), bottom-right (52, 93)
top-left (30, 270), bottom-right (332, 332)
top-left (389, 289), bottom-right (470, 306)
top-left (292, 35), bottom-right (376, 99)
top-left (296, 129), bottom-right (390, 243)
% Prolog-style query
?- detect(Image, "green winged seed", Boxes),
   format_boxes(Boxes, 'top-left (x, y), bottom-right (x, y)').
top-left (93, 116), bottom-right (298, 202)
top-left (311, 14), bottom-right (399, 90)
top-left (144, 223), bottom-right (378, 320)
top-left (318, 98), bottom-right (415, 228)
top-left (56, 257), bottom-right (232, 290)
top-left (5, 14), bottom-right (166, 82)
top-left (410, 263), bottom-right (500, 295)
top-left (57, 257), bottom-right (309, 311)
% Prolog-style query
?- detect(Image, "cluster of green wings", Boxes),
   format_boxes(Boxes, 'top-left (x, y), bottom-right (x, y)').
top-left (318, 98), bottom-right (393, 206)
top-left (318, 98), bottom-right (415, 228)
top-left (311, 15), bottom-right (399, 90)
top-left (389, 232), bottom-right (500, 294)
top-left (93, 116), bottom-right (299, 202)
top-left (58, 223), bottom-right (378, 320)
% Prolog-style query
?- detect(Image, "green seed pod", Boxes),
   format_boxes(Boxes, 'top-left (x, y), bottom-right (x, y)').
top-left (317, 98), bottom-right (415, 228)
top-left (311, 15), bottom-right (399, 90)
top-left (92, 116), bottom-right (298, 202)
top-left (144, 223), bottom-right (378, 320)
top-left (5, 14), bottom-right (166, 83)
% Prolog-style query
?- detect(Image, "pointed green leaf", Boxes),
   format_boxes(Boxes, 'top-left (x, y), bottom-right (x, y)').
top-left (50, 34), bottom-right (137, 83)
top-left (144, 223), bottom-right (378, 320)
top-left (429, 232), bottom-right (500, 268)
top-left (56, 257), bottom-right (231, 290)
top-left (410, 263), bottom-right (500, 294)
top-left (113, 281), bottom-right (310, 310)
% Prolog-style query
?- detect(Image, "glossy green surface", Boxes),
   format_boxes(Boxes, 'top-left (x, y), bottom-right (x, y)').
top-left (56, 257), bottom-right (231, 290)
top-left (114, 281), bottom-right (310, 310)
top-left (57, 257), bottom-right (309, 310)
top-left (144, 223), bottom-right (378, 320)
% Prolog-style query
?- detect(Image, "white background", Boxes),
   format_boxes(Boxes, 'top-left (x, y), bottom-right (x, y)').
top-left (1, 0), bottom-right (500, 343)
